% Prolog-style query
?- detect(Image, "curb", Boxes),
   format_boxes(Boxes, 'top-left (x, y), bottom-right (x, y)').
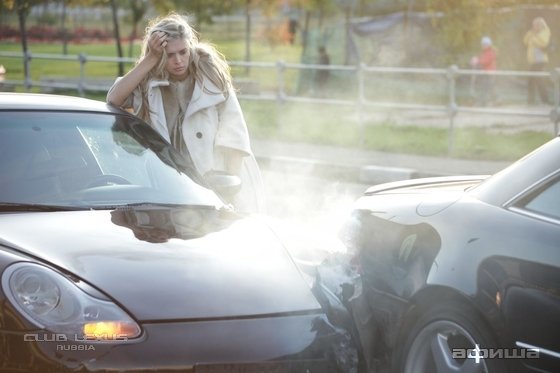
top-left (255, 155), bottom-right (435, 185)
top-left (359, 164), bottom-right (419, 184)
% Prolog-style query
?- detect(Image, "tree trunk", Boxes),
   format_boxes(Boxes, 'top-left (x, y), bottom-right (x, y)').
top-left (127, 0), bottom-right (147, 58)
top-left (61, 0), bottom-right (68, 55)
top-left (16, 0), bottom-right (30, 89)
top-left (404, 0), bottom-right (415, 60)
top-left (110, 0), bottom-right (125, 76)
top-left (345, 6), bottom-right (351, 65)
top-left (301, 10), bottom-right (311, 59)
top-left (128, 23), bottom-right (137, 58)
top-left (244, 0), bottom-right (251, 74)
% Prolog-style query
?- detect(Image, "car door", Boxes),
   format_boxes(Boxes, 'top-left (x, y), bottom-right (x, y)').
top-left (502, 172), bottom-right (560, 372)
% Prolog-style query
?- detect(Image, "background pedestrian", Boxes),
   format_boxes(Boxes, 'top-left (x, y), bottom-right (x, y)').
top-left (523, 17), bottom-right (551, 105)
top-left (470, 36), bottom-right (498, 106)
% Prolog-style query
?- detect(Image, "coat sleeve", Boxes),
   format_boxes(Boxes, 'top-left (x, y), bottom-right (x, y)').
top-left (107, 77), bottom-right (135, 109)
top-left (212, 89), bottom-right (266, 214)
top-left (214, 89), bottom-right (252, 156)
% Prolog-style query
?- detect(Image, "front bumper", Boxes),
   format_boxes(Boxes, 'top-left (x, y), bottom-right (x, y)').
top-left (1, 312), bottom-right (357, 372)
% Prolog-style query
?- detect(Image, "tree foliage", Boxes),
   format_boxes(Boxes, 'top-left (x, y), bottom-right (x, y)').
top-left (424, 0), bottom-right (560, 64)
top-left (424, 0), bottom-right (489, 62)
top-left (168, 0), bottom-right (237, 29)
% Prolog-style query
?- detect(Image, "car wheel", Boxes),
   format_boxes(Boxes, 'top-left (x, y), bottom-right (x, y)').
top-left (397, 301), bottom-right (505, 373)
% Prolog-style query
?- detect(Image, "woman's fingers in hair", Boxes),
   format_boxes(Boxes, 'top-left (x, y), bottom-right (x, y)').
top-left (157, 32), bottom-right (168, 48)
top-left (149, 31), bottom-right (168, 52)
top-left (151, 30), bottom-right (168, 37)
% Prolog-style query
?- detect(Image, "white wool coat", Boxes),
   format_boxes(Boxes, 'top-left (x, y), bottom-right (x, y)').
top-left (114, 77), bottom-right (265, 213)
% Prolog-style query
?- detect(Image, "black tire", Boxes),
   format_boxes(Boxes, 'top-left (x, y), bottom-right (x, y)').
top-left (395, 301), bottom-right (506, 373)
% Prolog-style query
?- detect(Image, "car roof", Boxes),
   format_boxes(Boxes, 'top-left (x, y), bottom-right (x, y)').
top-left (0, 92), bottom-right (119, 113)
top-left (472, 136), bottom-right (560, 206)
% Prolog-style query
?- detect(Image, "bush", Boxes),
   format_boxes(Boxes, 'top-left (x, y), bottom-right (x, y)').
top-left (0, 25), bottom-right (113, 43)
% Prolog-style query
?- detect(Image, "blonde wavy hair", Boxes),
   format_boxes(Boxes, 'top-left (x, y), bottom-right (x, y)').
top-left (136, 13), bottom-right (232, 123)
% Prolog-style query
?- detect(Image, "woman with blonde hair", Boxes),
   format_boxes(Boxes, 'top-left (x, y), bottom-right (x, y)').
top-left (107, 13), bottom-right (265, 213)
top-left (523, 17), bottom-right (551, 105)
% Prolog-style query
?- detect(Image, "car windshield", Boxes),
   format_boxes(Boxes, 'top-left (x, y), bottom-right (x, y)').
top-left (470, 137), bottom-right (560, 206)
top-left (0, 111), bottom-right (223, 209)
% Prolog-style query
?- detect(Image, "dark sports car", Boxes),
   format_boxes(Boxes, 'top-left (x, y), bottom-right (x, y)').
top-left (0, 93), bottom-right (359, 372)
top-left (338, 137), bottom-right (560, 373)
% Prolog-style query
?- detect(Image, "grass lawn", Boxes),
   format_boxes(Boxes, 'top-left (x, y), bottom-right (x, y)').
top-left (240, 100), bottom-right (552, 161)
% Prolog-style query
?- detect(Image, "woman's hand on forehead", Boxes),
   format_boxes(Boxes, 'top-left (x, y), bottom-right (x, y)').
top-left (148, 31), bottom-right (168, 56)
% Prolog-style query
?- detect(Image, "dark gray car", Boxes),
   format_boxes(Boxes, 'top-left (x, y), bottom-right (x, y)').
top-left (338, 136), bottom-right (560, 373)
top-left (0, 93), bottom-right (359, 372)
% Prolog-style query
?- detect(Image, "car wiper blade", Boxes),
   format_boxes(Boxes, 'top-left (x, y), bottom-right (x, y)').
top-left (116, 202), bottom-right (220, 210)
top-left (0, 202), bottom-right (90, 212)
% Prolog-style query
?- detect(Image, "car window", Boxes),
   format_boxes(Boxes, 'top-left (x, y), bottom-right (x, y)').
top-left (0, 111), bottom-right (222, 209)
top-left (79, 126), bottom-right (151, 185)
top-left (516, 175), bottom-right (560, 222)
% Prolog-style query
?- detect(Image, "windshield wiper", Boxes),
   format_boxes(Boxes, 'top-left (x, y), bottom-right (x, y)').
top-left (0, 203), bottom-right (90, 212)
top-left (110, 202), bottom-right (222, 210)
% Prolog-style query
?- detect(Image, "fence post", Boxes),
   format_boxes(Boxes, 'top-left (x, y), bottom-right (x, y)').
top-left (276, 60), bottom-right (286, 129)
top-left (24, 51), bottom-right (32, 91)
top-left (550, 68), bottom-right (560, 135)
top-left (357, 62), bottom-right (366, 146)
top-left (78, 53), bottom-right (87, 97)
top-left (446, 65), bottom-right (459, 155)
top-left (276, 60), bottom-right (286, 103)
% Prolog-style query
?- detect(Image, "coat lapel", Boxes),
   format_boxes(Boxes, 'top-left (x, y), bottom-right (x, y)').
top-left (146, 80), bottom-right (171, 142)
top-left (185, 78), bottom-right (226, 118)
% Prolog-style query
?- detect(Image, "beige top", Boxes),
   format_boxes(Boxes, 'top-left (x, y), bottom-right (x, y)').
top-left (161, 76), bottom-right (195, 155)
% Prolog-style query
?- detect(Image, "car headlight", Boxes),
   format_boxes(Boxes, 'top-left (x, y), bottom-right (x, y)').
top-left (2, 262), bottom-right (141, 341)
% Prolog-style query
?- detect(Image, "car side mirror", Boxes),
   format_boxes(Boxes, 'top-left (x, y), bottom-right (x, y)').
top-left (204, 171), bottom-right (242, 201)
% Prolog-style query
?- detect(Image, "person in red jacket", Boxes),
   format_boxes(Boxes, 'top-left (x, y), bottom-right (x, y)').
top-left (470, 36), bottom-right (498, 106)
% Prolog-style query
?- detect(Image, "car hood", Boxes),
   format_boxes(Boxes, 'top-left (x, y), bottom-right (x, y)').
top-left (0, 206), bottom-right (321, 321)
top-left (358, 175), bottom-right (488, 218)
top-left (364, 175), bottom-right (488, 195)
